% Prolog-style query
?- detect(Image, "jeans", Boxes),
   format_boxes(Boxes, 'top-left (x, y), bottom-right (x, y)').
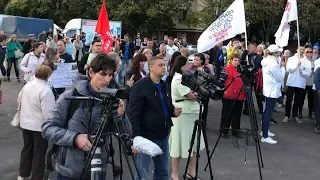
top-left (134, 136), bottom-right (169, 180)
top-left (314, 91), bottom-right (320, 127)
top-left (7, 57), bottom-right (19, 78)
top-left (118, 59), bottom-right (131, 83)
top-left (262, 98), bottom-right (277, 138)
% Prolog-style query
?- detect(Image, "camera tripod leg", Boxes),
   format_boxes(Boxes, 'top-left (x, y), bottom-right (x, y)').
top-left (200, 120), bottom-right (214, 180)
top-left (204, 130), bottom-right (222, 171)
top-left (183, 119), bottom-right (199, 180)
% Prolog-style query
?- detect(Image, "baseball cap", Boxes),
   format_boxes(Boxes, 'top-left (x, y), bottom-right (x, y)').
top-left (267, 44), bottom-right (283, 53)
top-left (28, 34), bottom-right (35, 37)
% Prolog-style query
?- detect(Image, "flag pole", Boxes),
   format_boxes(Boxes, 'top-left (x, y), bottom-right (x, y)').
top-left (296, 0), bottom-right (300, 61)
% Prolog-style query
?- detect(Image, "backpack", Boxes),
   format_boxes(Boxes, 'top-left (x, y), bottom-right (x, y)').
top-left (51, 88), bottom-right (82, 154)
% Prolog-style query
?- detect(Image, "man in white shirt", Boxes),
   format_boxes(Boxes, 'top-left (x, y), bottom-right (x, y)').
top-left (283, 46), bottom-right (312, 123)
top-left (166, 37), bottom-right (179, 56)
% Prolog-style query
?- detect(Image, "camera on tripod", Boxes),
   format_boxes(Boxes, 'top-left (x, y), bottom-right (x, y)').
top-left (181, 69), bottom-right (225, 100)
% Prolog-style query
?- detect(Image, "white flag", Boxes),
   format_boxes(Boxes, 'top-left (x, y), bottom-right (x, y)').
top-left (274, 0), bottom-right (298, 47)
top-left (197, 0), bottom-right (246, 53)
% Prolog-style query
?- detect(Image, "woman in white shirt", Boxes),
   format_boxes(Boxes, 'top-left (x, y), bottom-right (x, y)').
top-left (18, 65), bottom-right (55, 180)
top-left (261, 45), bottom-right (283, 145)
top-left (19, 42), bottom-right (45, 83)
top-left (72, 34), bottom-right (83, 63)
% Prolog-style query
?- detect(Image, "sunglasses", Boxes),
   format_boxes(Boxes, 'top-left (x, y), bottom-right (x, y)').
top-left (306, 51), bottom-right (313, 53)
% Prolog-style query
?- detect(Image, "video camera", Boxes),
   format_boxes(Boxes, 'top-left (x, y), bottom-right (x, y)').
top-left (237, 50), bottom-right (254, 85)
top-left (181, 69), bottom-right (224, 101)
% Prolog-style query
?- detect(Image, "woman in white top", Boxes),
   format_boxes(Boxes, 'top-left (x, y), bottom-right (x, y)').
top-left (72, 34), bottom-right (83, 62)
top-left (20, 42), bottom-right (45, 83)
top-left (261, 45), bottom-right (283, 145)
top-left (169, 55), bottom-right (204, 180)
top-left (17, 65), bottom-right (55, 180)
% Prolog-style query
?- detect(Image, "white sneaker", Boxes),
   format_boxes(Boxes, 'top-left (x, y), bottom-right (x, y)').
top-left (283, 116), bottom-right (289, 123)
top-left (295, 117), bottom-right (302, 124)
top-left (17, 176), bottom-right (29, 180)
top-left (277, 104), bottom-right (283, 108)
top-left (261, 137), bottom-right (277, 144)
top-left (260, 131), bottom-right (275, 137)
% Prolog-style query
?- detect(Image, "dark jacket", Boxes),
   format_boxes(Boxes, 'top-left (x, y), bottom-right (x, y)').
top-left (120, 41), bottom-right (135, 59)
top-left (38, 33), bottom-right (47, 42)
top-left (23, 40), bottom-right (35, 54)
top-left (127, 76), bottom-right (175, 140)
top-left (78, 53), bottom-right (90, 75)
top-left (0, 45), bottom-right (5, 63)
top-left (248, 53), bottom-right (263, 73)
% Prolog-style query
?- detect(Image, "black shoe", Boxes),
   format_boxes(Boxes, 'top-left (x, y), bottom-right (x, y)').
top-left (221, 133), bottom-right (229, 139)
top-left (7, 77), bottom-right (10, 82)
top-left (243, 110), bottom-right (249, 115)
top-left (17, 78), bottom-right (20, 82)
top-left (271, 118), bottom-right (278, 124)
top-left (315, 126), bottom-right (320, 134)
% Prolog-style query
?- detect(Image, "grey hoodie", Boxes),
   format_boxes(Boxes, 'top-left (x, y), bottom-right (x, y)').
top-left (42, 76), bottom-right (126, 178)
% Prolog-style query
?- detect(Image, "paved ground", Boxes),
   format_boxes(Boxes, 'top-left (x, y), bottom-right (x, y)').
top-left (1, 73), bottom-right (320, 180)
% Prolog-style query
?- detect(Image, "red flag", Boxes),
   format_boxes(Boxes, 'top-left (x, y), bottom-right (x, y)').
top-left (95, 0), bottom-right (113, 53)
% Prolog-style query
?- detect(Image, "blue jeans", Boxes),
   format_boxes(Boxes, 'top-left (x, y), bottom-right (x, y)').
top-left (134, 136), bottom-right (169, 180)
top-left (262, 98), bottom-right (277, 138)
top-left (118, 58), bottom-right (131, 83)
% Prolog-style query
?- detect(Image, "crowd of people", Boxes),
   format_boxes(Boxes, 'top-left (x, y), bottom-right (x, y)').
top-left (0, 31), bottom-right (320, 180)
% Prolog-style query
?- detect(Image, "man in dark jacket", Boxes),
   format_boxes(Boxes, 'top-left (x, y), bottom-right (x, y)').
top-left (0, 34), bottom-right (7, 79)
top-left (78, 39), bottom-right (102, 75)
top-left (209, 42), bottom-right (225, 77)
top-left (243, 42), bottom-right (264, 115)
top-left (38, 31), bottom-right (47, 43)
top-left (128, 58), bottom-right (182, 180)
top-left (118, 34), bottom-right (134, 83)
top-left (23, 34), bottom-right (35, 54)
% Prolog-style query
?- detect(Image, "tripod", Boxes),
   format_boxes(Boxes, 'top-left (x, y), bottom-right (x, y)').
top-left (204, 76), bottom-right (264, 180)
top-left (78, 97), bottom-right (141, 180)
top-left (182, 99), bottom-right (214, 180)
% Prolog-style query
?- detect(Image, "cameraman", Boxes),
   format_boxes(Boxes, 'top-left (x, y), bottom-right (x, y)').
top-left (42, 53), bottom-right (125, 179)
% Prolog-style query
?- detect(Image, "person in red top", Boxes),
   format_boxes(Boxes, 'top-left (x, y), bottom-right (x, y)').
top-left (219, 53), bottom-right (246, 138)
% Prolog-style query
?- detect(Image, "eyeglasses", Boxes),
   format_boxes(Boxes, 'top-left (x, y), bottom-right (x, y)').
top-left (306, 51), bottom-right (313, 53)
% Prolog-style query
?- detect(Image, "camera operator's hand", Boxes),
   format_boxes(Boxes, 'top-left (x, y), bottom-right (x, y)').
top-left (126, 80), bottom-right (134, 87)
top-left (117, 99), bottom-right (125, 115)
top-left (75, 134), bottom-right (92, 151)
top-left (174, 107), bottom-right (182, 117)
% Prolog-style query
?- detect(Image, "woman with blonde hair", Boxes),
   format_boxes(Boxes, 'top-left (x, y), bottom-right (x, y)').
top-left (64, 37), bottom-right (73, 55)
top-left (17, 65), bottom-right (55, 180)
top-left (142, 48), bottom-right (153, 74)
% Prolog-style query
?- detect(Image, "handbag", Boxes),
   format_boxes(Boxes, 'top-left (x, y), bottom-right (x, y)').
top-left (14, 49), bottom-right (24, 59)
top-left (10, 87), bottom-right (24, 127)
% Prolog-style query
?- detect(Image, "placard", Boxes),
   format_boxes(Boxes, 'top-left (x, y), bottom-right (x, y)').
top-left (51, 63), bottom-right (78, 88)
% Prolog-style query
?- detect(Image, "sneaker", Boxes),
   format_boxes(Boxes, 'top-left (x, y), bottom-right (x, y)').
top-left (271, 118), bottom-right (278, 124)
top-left (277, 104), bottom-right (283, 108)
top-left (221, 133), bottom-right (229, 139)
top-left (261, 137), bottom-right (277, 144)
top-left (260, 131), bottom-right (275, 137)
top-left (17, 78), bottom-right (20, 82)
top-left (295, 117), bottom-right (302, 124)
top-left (283, 116), bottom-right (289, 123)
top-left (315, 126), bottom-right (320, 134)
top-left (7, 77), bottom-right (10, 82)
top-left (17, 176), bottom-right (29, 180)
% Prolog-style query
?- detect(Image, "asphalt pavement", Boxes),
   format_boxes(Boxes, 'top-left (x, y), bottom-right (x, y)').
top-left (1, 74), bottom-right (320, 180)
